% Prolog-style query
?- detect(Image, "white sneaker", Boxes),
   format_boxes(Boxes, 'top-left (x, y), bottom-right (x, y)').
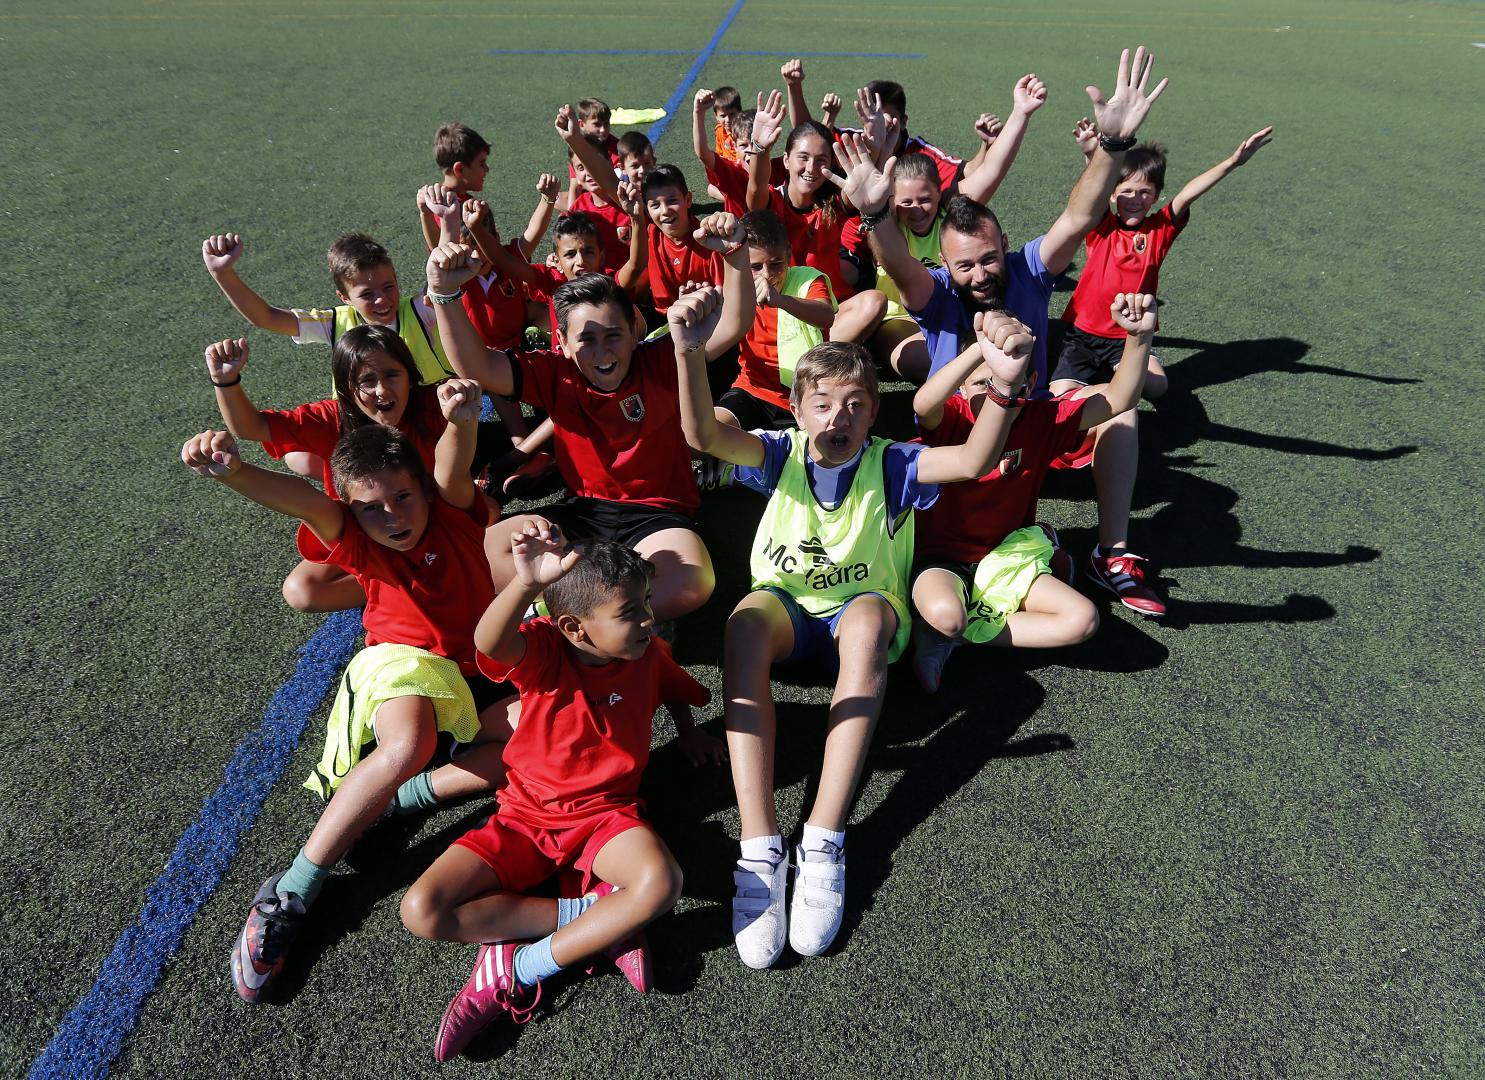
top-left (732, 856), bottom-right (788, 969)
top-left (788, 842), bottom-right (845, 956)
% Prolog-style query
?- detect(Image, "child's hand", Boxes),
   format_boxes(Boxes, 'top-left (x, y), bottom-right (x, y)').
top-left (536, 172), bottom-right (561, 202)
top-left (824, 132), bottom-right (895, 216)
top-left (1072, 117), bottom-right (1098, 155)
top-left (461, 197), bottom-right (493, 233)
top-left (617, 178), bottom-right (644, 220)
top-left (754, 274), bottom-right (778, 307)
top-left (438, 378), bottom-right (483, 425)
top-left (426, 241), bottom-right (483, 293)
top-left (201, 233), bottom-right (243, 274)
top-left (1085, 45), bottom-right (1167, 141)
top-left (204, 338), bottom-right (249, 383)
top-left (1109, 292), bottom-right (1157, 337)
top-left (780, 58), bottom-right (805, 85)
top-left (510, 520), bottom-right (579, 589)
top-left (973, 113), bottom-right (1004, 145)
top-left (854, 87), bottom-right (897, 161)
top-left (667, 284), bottom-right (723, 355)
top-left (819, 92), bottom-right (842, 127)
top-left (751, 90), bottom-right (785, 150)
top-left (1231, 126), bottom-right (1274, 166)
top-left (419, 183), bottom-right (463, 239)
top-left (972, 310), bottom-right (1035, 389)
top-left (692, 211), bottom-right (744, 253)
top-left (694, 87), bottom-right (715, 114)
top-left (678, 725), bottom-right (728, 767)
top-left (1012, 73), bottom-right (1048, 116)
top-left (181, 429), bottom-right (241, 479)
top-left (554, 104), bottom-right (577, 141)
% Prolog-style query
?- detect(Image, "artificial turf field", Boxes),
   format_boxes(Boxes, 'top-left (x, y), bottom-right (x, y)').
top-left (4, 0), bottom-right (1484, 1075)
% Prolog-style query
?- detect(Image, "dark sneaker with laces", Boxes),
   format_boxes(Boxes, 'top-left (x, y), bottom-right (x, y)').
top-left (1088, 548), bottom-right (1166, 617)
top-left (230, 873), bottom-right (307, 1003)
top-left (434, 941), bottom-right (541, 1062)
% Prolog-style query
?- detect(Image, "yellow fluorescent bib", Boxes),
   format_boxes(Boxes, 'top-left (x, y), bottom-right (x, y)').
top-left (774, 265), bottom-right (836, 390)
top-left (750, 431), bottom-right (915, 661)
top-left (877, 216), bottom-right (944, 321)
top-left (334, 296), bottom-right (454, 386)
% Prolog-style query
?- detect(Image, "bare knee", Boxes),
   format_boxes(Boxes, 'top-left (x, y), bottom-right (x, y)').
top-left (281, 573), bottom-right (316, 613)
top-left (1065, 596), bottom-right (1099, 644)
top-left (918, 596), bottom-right (967, 639)
top-left (399, 880), bottom-right (446, 939)
top-left (665, 564), bottom-right (715, 615)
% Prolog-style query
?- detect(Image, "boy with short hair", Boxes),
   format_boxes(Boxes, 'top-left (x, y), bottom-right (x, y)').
top-left (400, 530), bottom-right (721, 1061)
top-left (556, 105), bottom-right (636, 274)
top-left (713, 85), bottom-right (743, 163)
top-left (202, 230), bottom-right (455, 386)
top-left (418, 122), bottom-right (492, 252)
top-left (693, 91), bottom-right (788, 211)
top-left (668, 284), bottom-right (1035, 967)
top-left (640, 164), bottom-right (723, 314)
top-left (558, 97), bottom-right (622, 211)
top-left (616, 130), bottom-right (657, 186)
top-left (182, 379), bottom-right (517, 1003)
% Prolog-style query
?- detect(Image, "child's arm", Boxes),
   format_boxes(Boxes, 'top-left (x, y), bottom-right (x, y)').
top-left (458, 197), bottom-right (504, 269)
top-left (819, 92), bottom-right (842, 131)
top-left (473, 520), bottom-right (580, 667)
top-left (1073, 293), bottom-right (1157, 428)
top-left (203, 338), bottom-right (273, 442)
top-left (666, 702), bottom-right (727, 766)
top-left (425, 242), bottom-right (519, 396)
top-left (1072, 117), bottom-right (1098, 163)
top-left (959, 74), bottom-right (1046, 204)
top-left (432, 378), bottom-right (484, 510)
top-left (424, 185), bottom-right (537, 288)
top-left (670, 287), bottom-right (767, 467)
top-left (1169, 127), bottom-right (1273, 219)
top-left (418, 187), bottom-right (442, 252)
top-left (911, 340), bottom-right (985, 432)
top-left (556, 104), bottom-right (623, 204)
top-left (745, 90), bottom-right (786, 211)
top-left (613, 179), bottom-right (650, 293)
top-left (181, 428), bottom-right (343, 546)
top-left (691, 212), bottom-right (756, 358)
top-left (519, 173), bottom-right (562, 258)
top-left (915, 312), bottom-right (1035, 484)
top-left (760, 275), bottom-right (834, 330)
top-left (961, 113), bottom-right (1003, 181)
top-left (829, 134), bottom-right (936, 312)
top-left (200, 234), bottom-right (300, 337)
top-left (781, 58), bottom-right (811, 128)
top-left (692, 89), bottom-right (719, 171)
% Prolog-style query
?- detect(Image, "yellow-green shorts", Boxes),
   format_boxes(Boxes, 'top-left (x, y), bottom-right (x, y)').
top-left (917, 526), bottom-right (1054, 644)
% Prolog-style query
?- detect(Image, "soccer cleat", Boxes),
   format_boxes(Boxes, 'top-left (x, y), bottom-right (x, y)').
top-left (788, 841), bottom-right (846, 957)
top-left (692, 456), bottom-right (735, 491)
top-left (732, 854), bottom-right (789, 970)
top-left (582, 882), bottom-right (653, 993)
top-left (434, 941), bottom-right (541, 1063)
top-left (911, 620), bottom-right (960, 694)
top-left (1035, 522), bottom-right (1076, 586)
top-left (1087, 548), bottom-right (1166, 617)
top-left (230, 873), bottom-right (307, 1004)
top-left (501, 451), bottom-right (558, 500)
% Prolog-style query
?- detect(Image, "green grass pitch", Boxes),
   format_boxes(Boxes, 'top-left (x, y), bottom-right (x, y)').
top-left (2, 1), bottom-right (1483, 1076)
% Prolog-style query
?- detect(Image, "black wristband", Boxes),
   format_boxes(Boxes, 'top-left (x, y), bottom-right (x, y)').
top-left (1098, 131), bottom-right (1137, 153)
top-left (210, 375), bottom-right (242, 388)
top-left (984, 382), bottom-right (1027, 409)
top-left (857, 205), bottom-right (892, 234)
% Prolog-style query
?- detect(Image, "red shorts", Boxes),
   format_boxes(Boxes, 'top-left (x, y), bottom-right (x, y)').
top-left (453, 804), bottom-right (648, 894)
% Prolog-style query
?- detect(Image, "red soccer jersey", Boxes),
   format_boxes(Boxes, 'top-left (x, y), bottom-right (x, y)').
top-left (512, 338), bottom-right (701, 516)
top-left (734, 275), bottom-right (832, 410)
top-left (646, 220), bottom-right (723, 313)
top-left (705, 158), bottom-right (790, 216)
top-left (462, 240), bottom-right (531, 351)
top-left (568, 134), bottom-right (622, 180)
top-left (261, 394), bottom-right (446, 496)
top-left (524, 263), bottom-right (570, 339)
top-left (476, 618), bottom-right (709, 829)
top-left (298, 495), bottom-right (494, 673)
top-left (1062, 207), bottom-right (1188, 339)
top-left (916, 393), bottom-right (1087, 562)
top-left (767, 184), bottom-right (853, 299)
top-left (567, 194), bottom-right (633, 275)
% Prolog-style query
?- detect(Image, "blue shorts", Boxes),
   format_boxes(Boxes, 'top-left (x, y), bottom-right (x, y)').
top-left (760, 587), bottom-right (899, 672)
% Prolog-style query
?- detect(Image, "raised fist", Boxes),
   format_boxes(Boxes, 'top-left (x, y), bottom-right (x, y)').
top-left (201, 233), bottom-right (243, 274)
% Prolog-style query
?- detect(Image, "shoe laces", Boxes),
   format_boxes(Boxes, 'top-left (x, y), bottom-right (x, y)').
top-left (251, 896), bottom-right (303, 963)
top-left (501, 978), bottom-right (542, 1025)
top-left (1104, 552), bottom-right (1147, 580)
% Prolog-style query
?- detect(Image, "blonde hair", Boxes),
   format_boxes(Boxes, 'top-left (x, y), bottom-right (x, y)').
top-left (789, 342), bottom-right (878, 405)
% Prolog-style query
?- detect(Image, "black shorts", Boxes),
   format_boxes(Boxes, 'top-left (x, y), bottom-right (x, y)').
top-left (1050, 324), bottom-right (1127, 387)
top-left (466, 671), bottom-right (515, 716)
top-left (913, 558), bottom-right (976, 600)
top-left (535, 495), bottom-right (696, 550)
top-left (717, 386), bottom-right (796, 432)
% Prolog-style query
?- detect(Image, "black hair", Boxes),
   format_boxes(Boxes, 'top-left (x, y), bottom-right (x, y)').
top-left (330, 325), bottom-right (433, 440)
top-left (1120, 142), bottom-right (1168, 192)
top-left (329, 424), bottom-right (429, 500)
top-left (940, 193), bottom-right (1004, 240)
top-left (742, 208), bottom-right (790, 253)
top-left (552, 211), bottom-right (602, 249)
top-left (544, 540), bottom-right (653, 617)
top-left (642, 163), bottom-right (690, 199)
top-left (552, 273), bottom-right (637, 339)
top-left (865, 79), bottom-right (906, 116)
top-left (616, 130), bottom-right (652, 159)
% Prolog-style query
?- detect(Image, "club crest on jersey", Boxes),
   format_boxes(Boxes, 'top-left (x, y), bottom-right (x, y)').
top-left (998, 448), bottom-right (1023, 477)
top-left (620, 394), bottom-right (645, 422)
top-left (1133, 234), bottom-right (1148, 255)
top-left (424, 552), bottom-right (439, 565)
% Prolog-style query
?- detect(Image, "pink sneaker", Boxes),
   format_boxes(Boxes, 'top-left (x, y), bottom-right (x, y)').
top-left (433, 941), bottom-right (541, 1063)
top-left (1087, 548), bottom-right (1166, 617)
top-left (582, 881), bottom-right (653, 993)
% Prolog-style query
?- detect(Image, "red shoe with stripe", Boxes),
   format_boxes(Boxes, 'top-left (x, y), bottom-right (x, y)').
top-left (1087, 548), bottom-right (1166, 617)
top-left (583, 881), bottom-right (653, 993)
top-left (434, 941), bottom-right (541, 1063)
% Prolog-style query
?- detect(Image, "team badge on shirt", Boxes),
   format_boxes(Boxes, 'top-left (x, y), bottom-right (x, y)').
top-left (1133, 234), bottom-right (1148, 255)
top-left (998, 449), bottom-right (1023, 477)
top-left (620, 394), bottom-right (645, 422)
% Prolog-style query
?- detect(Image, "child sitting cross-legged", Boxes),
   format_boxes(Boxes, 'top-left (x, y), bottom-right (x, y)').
top-left (909, 292), bottom-right (1159, 691)
top-left (400, 528), bottom-right (721, 1062)
top-left (668, 285), bottom-right (1036, 967)
top-left (181, 379), bottom-right (518, 1004)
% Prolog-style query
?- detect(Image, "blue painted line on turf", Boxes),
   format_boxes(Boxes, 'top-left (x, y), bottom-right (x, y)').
top-left (645, 0), bottom-right (747, 147)
top-left (29, 609), bottom-right (363, 1080)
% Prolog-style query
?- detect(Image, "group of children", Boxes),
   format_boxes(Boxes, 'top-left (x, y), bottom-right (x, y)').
top-left (187, 43), bottom-right (1270, 1059)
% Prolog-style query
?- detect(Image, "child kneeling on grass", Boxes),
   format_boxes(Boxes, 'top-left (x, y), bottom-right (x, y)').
top-left (400, 529), bottom-right (720, 1063)
top-left (181, 380), bottom-right (517, 1003)
top-left (667, 284), bottom-right (1035, 967)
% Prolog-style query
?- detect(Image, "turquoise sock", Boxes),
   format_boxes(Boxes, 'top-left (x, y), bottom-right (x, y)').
top-left (513, 935), bottom-right (562, 987)
top-left (556, 890), bottom-right (600, 929)
top-left (392, 771), bottom-right (439, 816)
top-left (276, 848), bottom-right (329, 907)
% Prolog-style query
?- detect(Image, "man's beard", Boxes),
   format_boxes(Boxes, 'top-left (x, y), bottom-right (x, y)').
top-left (953, 270), bottom-right (1008, 313)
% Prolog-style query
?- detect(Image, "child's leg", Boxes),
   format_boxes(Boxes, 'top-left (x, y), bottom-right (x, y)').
top-left (992, 573), bottom-right (1099, 648)
top-left (488, 394), bottom-right (530, 442)
top-left (484, 513), bottom-right (553, 591)
top-left (911, 567), bottom-right (969, 640)
top-left (1090, 407), bottom-right (1138, 552)
top-left (281, 560), bottom-right (366, 614)
top-left (549, 827), bottom-right (682, 967)
top-left (401, 845), bottom-right (557, 943)
top-left (722, 592), bottom-right (798, 840)
top-left (832, 289), bottom-right (887, 344)
top-left (422, 696), bottom-right (521, 803)
top-left (871, 319), bottom-right (930, 383)
top-left (634, 527), bottom-right (715, 620)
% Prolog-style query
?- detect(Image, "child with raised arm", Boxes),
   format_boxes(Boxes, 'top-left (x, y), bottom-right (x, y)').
top-left (182, 380), bottom-right (517, 1004)
top-left (616, 130), bottom-right (657, 186)
top-left (909, 293), bottom-right (1159, 690)
top-left (418, 123), bottom-right (492, 253)
top-left (425, 211), bottom-right (753, 621)
top-left (555, 104), bottom-right (635, 274)
top-left (558, 97), bottom-right (622, 211)
top-left (641, 164), bottom-right (723, 314)
top-left (669, 284), bottom-right (1034, 967)
top-left (400, 531), bottom-right (721, 1062)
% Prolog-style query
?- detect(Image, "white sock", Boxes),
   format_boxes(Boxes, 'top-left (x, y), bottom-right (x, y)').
top-left (800, 824), bottom-right (846, 862)
top-left (738, 834), bottom-right (785, 873)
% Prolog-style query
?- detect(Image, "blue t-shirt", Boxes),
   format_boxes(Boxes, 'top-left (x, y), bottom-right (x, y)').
top-left (734, 430), bottom-right (939, 519)
top-left (908, 234), bottom-right (1059, 398)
